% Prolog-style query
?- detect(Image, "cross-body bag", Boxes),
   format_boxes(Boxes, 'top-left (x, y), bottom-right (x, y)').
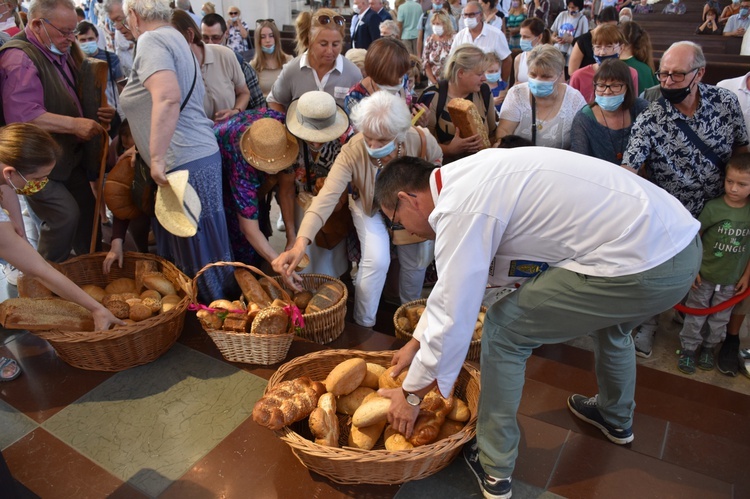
top-left (668, 107), bottom-right (724, 171)
top-left (131, 55), bottom-right (198, 217)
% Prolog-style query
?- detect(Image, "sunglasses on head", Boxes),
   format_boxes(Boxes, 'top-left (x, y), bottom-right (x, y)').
top-left (315, 14), bottom-right (345, 26)
top-left (256, 18), bottom-right (275, 24)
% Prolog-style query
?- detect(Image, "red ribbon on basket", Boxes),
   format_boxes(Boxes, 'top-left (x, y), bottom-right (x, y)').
top-left (284, 302), bottom-right (305, 330)
top-left (188, 303), bottom-right (246, 316)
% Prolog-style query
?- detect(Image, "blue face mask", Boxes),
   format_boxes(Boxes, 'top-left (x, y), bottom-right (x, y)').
top-left (595, 93), bottom-right (625, 112)
top-left (741, 7), bottom-right (749, 16)
top-left (366, 139), bottom-right (396, 159)
top-left (261, 44), bottom-right (275, 54)
top-left (432, 2), bottom-right (442, 10)
top-left (42, 23), bottom-right (65, 56)
top-left (520, 39), bottom-right (534, 52)
top-left (80, 40), bottom-right (98, 55)
top-left (485, 71), bottom-right (501, 83)
top-left (528, 77), bottom-right (556, 97)
top-left (593, 53), bottom-right (619, 65)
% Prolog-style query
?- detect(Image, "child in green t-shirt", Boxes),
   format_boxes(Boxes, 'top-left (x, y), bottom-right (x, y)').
top-left (678, 153), bottom-right (750, 375)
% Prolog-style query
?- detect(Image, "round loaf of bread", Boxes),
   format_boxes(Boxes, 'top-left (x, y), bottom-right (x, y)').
top-left (141, 297), bottom-right (162, 313)
top-left (293, 290), bottom-right (313, 310)
top-left (104, 277), bottom-right (137, 295)
top-left (378, 365), bottom-right (408, 389)
top-left (140, 289), bottom-right (162, 301)
top-left (81, 284), bottom-right (107, 303)
top-left (125, 298), bottom-right (142, 307)
top-left (250, 306), bottom-right (289, 335)
top-left (129, 303), bottom-right (152, 322)
top-left (105, 300), bottom-right (130, 319)
top-left (161, 294), bottom-right (182, 313)
top-left (143, 272), bottom-right (176, 296)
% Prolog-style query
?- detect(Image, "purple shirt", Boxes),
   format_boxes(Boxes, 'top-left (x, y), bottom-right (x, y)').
top-left (0, 26), bottom-right (82, 123)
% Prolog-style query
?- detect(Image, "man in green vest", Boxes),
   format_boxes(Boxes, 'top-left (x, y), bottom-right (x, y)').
top-left (0, 0), bottom-right (115, 263)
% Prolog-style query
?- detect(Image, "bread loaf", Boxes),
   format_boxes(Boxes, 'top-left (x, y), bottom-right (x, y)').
top-left (436, 419), bottom-right (465, 441)
top-left (250, 306), bottom-right (289, 335)
top-left (352, 396), bottom-right (391, 427)
top-left (378, 366), bottom-right (408, 389)
top-left (405, 305), bottom-right (425, 331)
top-left (142, 272), bottom-right (176, 296)
top-left (325, 358), bottom-right (367, 396)
top-left (197, 309), bottom-right (223, 329)
top-left (129, 303), bottom-right (152, 322)
top-left (361, 363), bottom-right (386, 389)
top-left (259, 277), bottom-right (287, 303)
top-left (140, 289), bottom-right (162, 301)
top-left (384, 425), bottom-right (414, 451)
top-left (0, 297), bottom-right (94, 331)
top-left (141, 297), bottom-right (162, 313)
top-left (135, 260), bottom-right (158, 293)
top-left (17, 273), bottom-right (54, 298)
top-left (295, 254), bottom-right (310, 271)
top-left (222, 312), bottom-right (249, 333)
top-left (81, 284), bottom-right (107, 303)
top-left (336, 386), bottom-right (375, 415)
top-left (209, 299), bottom-right (234, 311)
top-left (447, 398), bottom-right (470, 422)
top-left (105, 277), bottom-right (137, 295)
top-left (104, 154), bottom-right (141, 220)
top-left (446, 98), bottom-right (490, 150)
top-left (309, 392), bottom-right (339, 447)
top-left (293, 290), bottom-right (313, 310)
top-left (161, 294), bottom-right (181, 313)
top-left (305, 282), bottom-right (344, 314)
top-left (349, 419), bottom-right (386, 450)
top-left (252, 376), bottom-right (325, 430)
top-left (106, 300), bottom-right (130, 320)
top-left (234, 269), bottom-right (271, 306)
top-left (408, 411), bottom-right (447, 447)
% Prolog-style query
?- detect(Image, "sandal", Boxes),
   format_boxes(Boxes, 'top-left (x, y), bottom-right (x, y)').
top-left (0, 356), bottom-right (21, 381)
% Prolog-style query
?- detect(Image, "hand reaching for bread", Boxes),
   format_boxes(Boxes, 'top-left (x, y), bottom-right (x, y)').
top-left (271, 239), bottom-right (307, 292)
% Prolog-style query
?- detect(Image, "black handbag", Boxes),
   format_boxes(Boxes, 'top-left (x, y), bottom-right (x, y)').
top-left (131, 55), bottom-right (198, 217)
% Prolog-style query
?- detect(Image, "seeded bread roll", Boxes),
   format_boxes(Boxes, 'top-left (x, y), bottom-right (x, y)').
top-left (105, 300), bottom-right (130, 320)
top-left (305, 282), bottom-right (344, 314)
top-left (234, 269), bottom-right (271, 307)
top-left (142, 297), bottom-right (162, 314)
top-left (250, 306), bottom-right (289, 335)
top-left (446, 98), bottom-right (490, 150)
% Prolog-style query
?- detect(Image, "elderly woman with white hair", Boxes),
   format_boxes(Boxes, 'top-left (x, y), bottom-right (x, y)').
top-left (274, 92), bottom-right (443, 328)
top-left (119, 0), bottom-right (233, 301)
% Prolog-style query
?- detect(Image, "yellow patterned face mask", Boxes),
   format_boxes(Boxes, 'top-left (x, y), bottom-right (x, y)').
top-left (8, 171), bottom-right (48, 195)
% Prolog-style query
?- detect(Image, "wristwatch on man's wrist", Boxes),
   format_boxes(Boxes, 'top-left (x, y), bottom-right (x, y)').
top-left (402, 388), bottom-right (423, 407)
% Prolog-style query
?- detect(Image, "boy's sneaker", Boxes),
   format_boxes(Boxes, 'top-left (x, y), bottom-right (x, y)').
top-left (717, 339), bottom-right (740, 377)
top-left (567, 394), bottom-right (634, 445)
top-left (678, 350), bottom-right (697, 375)
top-left (633, 327), bottom-right (655, 358)
top-left (462, 439), bottom-right (512, 499)
top-left (697, 347), bottom-right (715, 371)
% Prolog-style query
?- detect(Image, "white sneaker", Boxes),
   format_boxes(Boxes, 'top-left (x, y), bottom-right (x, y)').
top-left (2, 264), bottom-right (19, 286)
top-left (276, 213), bottom-right (286, 232)
top-left (634, 327), bottom-right (655, 358)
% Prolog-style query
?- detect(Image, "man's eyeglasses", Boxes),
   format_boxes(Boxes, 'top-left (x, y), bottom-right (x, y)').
top-left (256, 18), bottom-right (275, 24)
top-left (654, 67), bottom-right (699, 83)
top-left (314, 14), bottom-right (345, 26)
top-left (382, 192), bottom-right (416, 230)
top-left (202, 34), bottom-right (224, 42)
top-left (43, 18), bottom-right (76, 39)
top-left (594, 82), bottom-right (625, 93)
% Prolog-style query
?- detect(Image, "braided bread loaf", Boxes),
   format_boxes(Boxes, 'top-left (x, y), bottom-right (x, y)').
top-left (252, 377), bottom-right (326, 430)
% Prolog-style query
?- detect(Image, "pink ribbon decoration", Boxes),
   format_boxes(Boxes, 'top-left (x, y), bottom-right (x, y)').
top-left (188, 303), bottom-right (246, 314)
top-left (283, 303), bottom-right (305, 329)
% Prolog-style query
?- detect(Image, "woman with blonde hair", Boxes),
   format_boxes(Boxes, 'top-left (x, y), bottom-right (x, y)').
top-left (250, 19), bottom-right (293, 97)
top-left (268, 9), bottom-right (361, 111)
top-left (423, 44), bottom-right (497, 163)
top-left (225, 5), bottom-right (250, 54)
top-left (422, 9), bottom-right (455, 85)
top-left (200, 2), bottom-right (215, 16)
top-left (497, 45), bottom-right (586, 149)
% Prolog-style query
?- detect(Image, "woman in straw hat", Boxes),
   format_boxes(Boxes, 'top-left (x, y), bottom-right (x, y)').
top-left (274, 92), bottom-right (442, 328)
top-left (119, 0), bottom-right (233, 302)
top-left (213, 110), bottom-right (299, 267)
top-left (286, 90), bottom-right (352, 278)
top-left (267, 9), bottom-right (362, 112)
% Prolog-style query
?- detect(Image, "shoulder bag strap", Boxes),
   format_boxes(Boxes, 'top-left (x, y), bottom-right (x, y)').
top-left (180, 55), bottom-right (198, 112)
top-left (531, 94), bottom-right (537, 146)
top-left (666, 104), bottom-right (723, 170)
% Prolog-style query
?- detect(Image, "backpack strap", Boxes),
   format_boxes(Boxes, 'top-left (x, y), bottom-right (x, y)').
top-left (436, 79), bottom-right (449, 122)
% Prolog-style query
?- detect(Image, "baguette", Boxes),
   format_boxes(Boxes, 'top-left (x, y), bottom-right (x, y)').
top-left (325, 358), bottom-right (367, 396)
top-left (446, 98), bottom-right (490, 150)
top-left (352, 396), bottom-right (391, 427)
top-left (0, 297), bottom-right (94, 331)
top-left (252, 377), bottom-right (326, 430)
top-left (234, 269), bottom-right (271, 306)
top-left (305, 282), bottom-right (344, 313)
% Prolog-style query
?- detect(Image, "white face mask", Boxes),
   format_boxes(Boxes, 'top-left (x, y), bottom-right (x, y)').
top-left (432, 24), bottom-right (444, 36)
top-left (352, 3), bottom-right (361, 13)
top-left (377, 82), bottom-right (402, 94)
top-left (464, 17), bottom-right (479, 30)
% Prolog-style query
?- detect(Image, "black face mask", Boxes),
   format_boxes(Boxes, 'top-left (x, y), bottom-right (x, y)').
top-left (660, 70), bottom-right (699, 104)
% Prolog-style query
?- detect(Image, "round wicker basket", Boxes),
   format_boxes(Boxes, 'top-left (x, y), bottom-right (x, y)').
top-left (272, 273), bottom-right (348, 344)
top-left (31, 252), bottom-right (190, 372)
top-left (394, 299), bottom-right (486, 361)
top-left (189, 262), bottom-right (295, 365)
top-left (267, 349), bottom-right (480, 485)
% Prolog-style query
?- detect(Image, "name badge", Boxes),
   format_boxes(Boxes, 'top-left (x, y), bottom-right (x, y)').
top-left (508, 260), bottom-right (549, 278)
top-left (334, 86), bottom-right (349, 100)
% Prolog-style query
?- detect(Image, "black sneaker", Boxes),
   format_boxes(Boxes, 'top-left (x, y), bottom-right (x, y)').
top-left (717, 339), bottom-right (740, 377)
top-left (697, 347), bottom-right (715, 371)
top-left (462, 438), bottom-right (513, 499)
top-left (567, 394), bottom-right (634, 445)
top-left (678, 350), bottom-right (697, 375)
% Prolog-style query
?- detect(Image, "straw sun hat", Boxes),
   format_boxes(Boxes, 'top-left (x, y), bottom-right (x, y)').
top-left (155, 170), bottom-right (202, 237)
top-left (286, 91), bottom-right (349, 144)
top-left (240, 118), bottom-right (300, 174)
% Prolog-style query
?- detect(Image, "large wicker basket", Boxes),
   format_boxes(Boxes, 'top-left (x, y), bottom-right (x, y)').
top-left (189, 262), bottom-right (295, 365)
top-left (31, 252), bottom-right (190, 372)
top-left (272, 273), bottom-right (348, 344)
top-left (267, 349), bottom-right (480, 484)
top-left (394, 299), bottom-right (486, 361)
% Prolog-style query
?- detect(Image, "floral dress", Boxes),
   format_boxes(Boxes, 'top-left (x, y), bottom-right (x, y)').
top-left (422, 38), bottom-right (453, 83)
top-left (226, 21), bottom-right (251, 54)
top-left (214, 109), bottom-right (285, 265)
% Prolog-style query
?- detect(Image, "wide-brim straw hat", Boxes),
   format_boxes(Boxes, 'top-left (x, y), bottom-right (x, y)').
top-left (155, 170), bottom-right (202, 238)
top-left (286, 91), bottom-right (349, 144)
top-left (240, 118), bottom-right (300, 174)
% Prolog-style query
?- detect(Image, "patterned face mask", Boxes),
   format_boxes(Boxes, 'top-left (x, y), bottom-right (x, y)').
top-left (8, 171), bottom-right (48, 195)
